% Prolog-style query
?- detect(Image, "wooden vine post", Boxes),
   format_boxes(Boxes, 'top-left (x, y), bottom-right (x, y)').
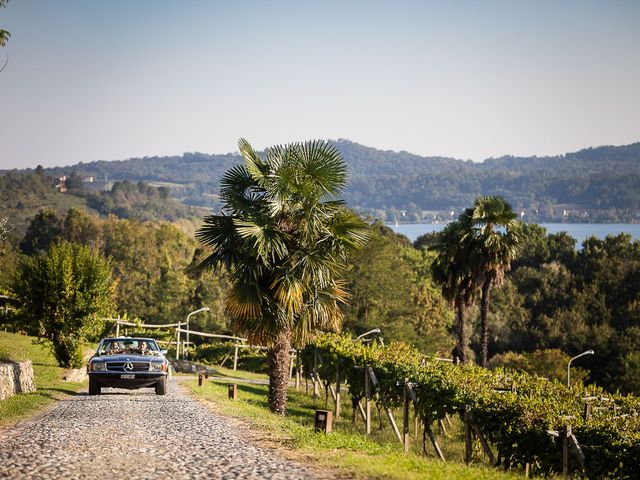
top-left (233, 344), bottom-right (239, 371)
top-left (403, 377), bottom-right (410, 452)
top-left (464, 406), bottom-right (473, 464)
top-left (335, 363), bottom-right (341, 418)
top-left (368, 368), bottom-right (402, 443)
top-left (469, 414), bottom-right (495, 464)
top-left (312, 350), bottom-right (319, 401)
top-left (563, 422), bottom-right (570, 479)
top-left (364, 367), bottom-right (371, 434)
top-left (404, 379), bottom-right (445, 462)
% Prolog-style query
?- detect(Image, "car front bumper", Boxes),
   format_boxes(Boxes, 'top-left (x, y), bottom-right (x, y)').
top-left (89, 372), bottom-right (167, 389)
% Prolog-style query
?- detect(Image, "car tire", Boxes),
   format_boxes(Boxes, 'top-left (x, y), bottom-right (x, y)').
top-left (89, 378), bottom-right (101, 395)
top-left (155, 378), bottom-right (167, 395)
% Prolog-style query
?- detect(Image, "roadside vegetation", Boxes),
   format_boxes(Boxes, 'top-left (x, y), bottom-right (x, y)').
top-left (0, 332), bottom-right (86, 426)
top-left (187, 378), bottom-right (520, 480)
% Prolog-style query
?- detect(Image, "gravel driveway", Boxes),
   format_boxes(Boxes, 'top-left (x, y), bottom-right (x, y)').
top-left (0, 379), bottom-right (324, 479)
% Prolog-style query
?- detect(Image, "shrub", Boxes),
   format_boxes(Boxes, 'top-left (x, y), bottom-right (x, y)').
top-left (11, 241), bottom-right (116, 368)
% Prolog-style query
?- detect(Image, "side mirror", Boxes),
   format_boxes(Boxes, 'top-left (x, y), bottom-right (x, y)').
top-left (161, 350), bottom-right (168, 355)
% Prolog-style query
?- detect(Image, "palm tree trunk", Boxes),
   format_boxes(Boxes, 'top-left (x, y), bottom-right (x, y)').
top-left (267, 329), bottom-right (291, 415)
top-left (455, 295), bottom-right (467, 363)
top-left (480, 278), bottom-right (492, 367)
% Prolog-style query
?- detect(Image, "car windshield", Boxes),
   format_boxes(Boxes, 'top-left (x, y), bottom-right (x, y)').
top-left (97, 339), bottom-right (159, 356)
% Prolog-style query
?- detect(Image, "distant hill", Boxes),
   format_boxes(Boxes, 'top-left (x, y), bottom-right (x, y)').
top-left (8, 140), bottom-right (640, 223)
top-left (0, 170), bottom-right (205, 238)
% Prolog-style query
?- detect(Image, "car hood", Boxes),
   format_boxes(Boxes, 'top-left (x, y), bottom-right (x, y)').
top-left (92, 354), bottom-right (164, 362)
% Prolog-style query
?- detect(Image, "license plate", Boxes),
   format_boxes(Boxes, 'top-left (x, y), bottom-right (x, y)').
top-left (120, 374), bottom-right (135, 379)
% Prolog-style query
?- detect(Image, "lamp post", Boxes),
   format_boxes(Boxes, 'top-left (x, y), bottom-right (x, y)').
top-left (356, 328), bottom-right (381, 342)
top-left (567, 350), bottom-right (594, 387)
top-left (185, 307), bottom-right (209, 359)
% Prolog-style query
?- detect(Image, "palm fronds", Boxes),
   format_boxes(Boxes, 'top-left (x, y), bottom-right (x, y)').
top-left (196, 138), bottom-right (368, 348)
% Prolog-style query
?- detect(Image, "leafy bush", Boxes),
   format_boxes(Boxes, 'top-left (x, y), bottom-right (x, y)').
top-left (11, 241), bottom-right (116, 368)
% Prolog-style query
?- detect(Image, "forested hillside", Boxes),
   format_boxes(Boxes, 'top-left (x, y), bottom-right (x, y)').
top-left (0, 170), bottom-right (205, 238)
top-left (24, 140), bottom-right (640, 223)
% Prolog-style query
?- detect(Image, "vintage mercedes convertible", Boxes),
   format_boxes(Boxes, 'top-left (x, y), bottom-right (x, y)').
top-left (87, 337), bottom-right (169, 395)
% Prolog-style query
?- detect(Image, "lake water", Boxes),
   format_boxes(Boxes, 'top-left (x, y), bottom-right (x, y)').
top-left (387, 223), bottom-right (640, 246)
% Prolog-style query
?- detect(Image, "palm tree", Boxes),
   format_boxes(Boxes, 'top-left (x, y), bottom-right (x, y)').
top-left (431, 218), bottom-right (478, 363)
top-left (196, 139), bottom-right (368, 414)
top-left (464, 196), bottom-right (522, 367)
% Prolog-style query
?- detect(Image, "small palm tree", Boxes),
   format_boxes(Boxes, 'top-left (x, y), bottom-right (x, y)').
top-left (196, 139), bottom-right (368, 414)
top-left (463, 196), bottom-right (522, 367)
top-left (431, 218), bottom-right (478, 363)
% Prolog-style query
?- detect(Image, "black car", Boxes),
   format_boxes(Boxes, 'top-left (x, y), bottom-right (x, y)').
top-left (87, 337), bottom-right (169, 395)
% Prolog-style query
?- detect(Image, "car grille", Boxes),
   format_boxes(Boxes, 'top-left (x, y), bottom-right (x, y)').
top-left (106, 362), bottom-right (150, 372)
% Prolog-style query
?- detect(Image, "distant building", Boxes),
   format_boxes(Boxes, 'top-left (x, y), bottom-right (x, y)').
top-left (55, 176), bottom-right (68, 192)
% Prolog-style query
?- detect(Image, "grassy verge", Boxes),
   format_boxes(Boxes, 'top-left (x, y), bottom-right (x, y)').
top-left (173, 364), bottom-right (269, 382)
top-left (200, 365), bottom-right (269, 382)
top-left (0, 332), bottom-right (86, 427)
top-left (188, 378), bottom-right (521, 480)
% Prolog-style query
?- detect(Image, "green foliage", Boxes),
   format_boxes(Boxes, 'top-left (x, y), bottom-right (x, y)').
top-left (6, 207), bottom-right (230, 330)
top-left (305, 332), bottom-right (640, 478)
top-left (488, 349), bottom-right (587, 384)
top-left (344, 222), bottom-right (453, 355)
top-left (492, 230), bottom-right (640, 394)
top-left (86, 180), bottom-right (201, 222)
top-left (461, 196), bottom-right (523, 366)
top-left (19, 209), bottom-right (64, 255)
top-left (431, 217), bottom-right (478, 362)
top-left (11, 242), bottom-right (116, 368)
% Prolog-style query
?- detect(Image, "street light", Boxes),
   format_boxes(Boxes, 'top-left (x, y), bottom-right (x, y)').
top-left (567, 350), bottom-right (594, 387)
top-left (356, 328), bottom-right (381, 342)
top-left (185, 307), bottom-right (209, 358)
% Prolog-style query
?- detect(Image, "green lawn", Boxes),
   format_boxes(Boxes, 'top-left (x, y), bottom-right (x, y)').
top-left (188, 378), bottom-right (522, 480)
top-left (0, 332), bottom-right (86, 426)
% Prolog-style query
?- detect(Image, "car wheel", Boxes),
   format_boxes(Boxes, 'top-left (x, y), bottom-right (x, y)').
top-left (155, 378), bottom-right (167, 395)
top-left (88, 378), bottom-right (101, 395)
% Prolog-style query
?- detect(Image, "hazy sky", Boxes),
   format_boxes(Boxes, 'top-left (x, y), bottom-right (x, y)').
top-left (1, 0), bottom-right (639, 169)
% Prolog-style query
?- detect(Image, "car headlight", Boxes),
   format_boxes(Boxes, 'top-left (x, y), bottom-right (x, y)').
top-left (150, 361), bottom-right (166, 372)
top-left (91, 361), bottom-right (107, 371)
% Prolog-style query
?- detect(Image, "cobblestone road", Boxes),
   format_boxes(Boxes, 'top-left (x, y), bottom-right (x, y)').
top-left (0, 380), bottom-right (323, 479)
